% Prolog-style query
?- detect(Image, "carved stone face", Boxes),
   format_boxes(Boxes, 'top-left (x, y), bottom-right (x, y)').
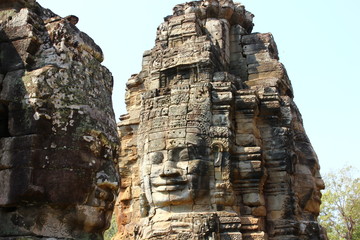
top-left (294, 141), bottom-right (325, 215)
top-left (142, 139), bottom-right (209, 208)
top-left (72, 151), bottom-right (119, 234)
top-left (137, 82), bottom-right (213, 210)
top-left (0, 5), bottom-right (119, 237)
top-left (304, 169), bottom-right (325, 214)
top-left (80, 163), bottom-right (118, 230)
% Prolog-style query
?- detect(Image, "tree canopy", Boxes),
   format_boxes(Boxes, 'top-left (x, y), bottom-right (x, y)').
top-left (319, 166), bottom-right (360, 240)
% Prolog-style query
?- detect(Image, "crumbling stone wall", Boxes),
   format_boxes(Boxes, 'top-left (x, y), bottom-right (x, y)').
top-left (116, 1), bottom-right (326, 239)
top-left (0, 0), bottom-right (119, 239)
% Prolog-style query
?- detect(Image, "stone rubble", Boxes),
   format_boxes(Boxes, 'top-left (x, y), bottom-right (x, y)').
top-left (116, 0), bottom-right (327, 239)
top-left (0, 0), bottom-right (119, 239)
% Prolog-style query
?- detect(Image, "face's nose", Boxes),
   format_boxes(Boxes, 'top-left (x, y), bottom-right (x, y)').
top-left (314, 170), bottom-right (325, 190)
top-left (315, 178), bottom-right (325, 190)
top-left (160, 156), bottom-right (181, 177)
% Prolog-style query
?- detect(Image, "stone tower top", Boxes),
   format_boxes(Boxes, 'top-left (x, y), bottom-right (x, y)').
top-left (169, 0), bottom-right (253, 27)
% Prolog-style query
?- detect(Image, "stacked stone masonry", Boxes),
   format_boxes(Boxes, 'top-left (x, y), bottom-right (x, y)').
top-left (0, 0), bottom-right (119, 239)
top-left (0, 0), bottom-right (327, 240)
top-left (117, 0), bottom-right (326, 240)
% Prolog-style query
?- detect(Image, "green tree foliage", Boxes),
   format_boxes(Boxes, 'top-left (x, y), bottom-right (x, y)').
top-left (104, 214), bottom-right (118, 240)
top-left (319, 166), bottom-right (360, 240)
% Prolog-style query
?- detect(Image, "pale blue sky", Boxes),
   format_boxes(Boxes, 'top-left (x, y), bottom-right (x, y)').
top-left (37, 0), bottom-right (360, 176)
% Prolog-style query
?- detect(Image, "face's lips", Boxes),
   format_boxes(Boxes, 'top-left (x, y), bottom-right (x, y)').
top-left (152, 178), bottom-right (187, 192)
top-left (313, 191), bottom-right (322, 203)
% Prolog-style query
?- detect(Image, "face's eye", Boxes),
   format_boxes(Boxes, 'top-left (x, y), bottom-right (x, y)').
top-left (150, 152), bottom-right (164, 164)
top-left (187, 144), bottom-right (204, 160)
top-left (179, 148), bottom-right (189, 161)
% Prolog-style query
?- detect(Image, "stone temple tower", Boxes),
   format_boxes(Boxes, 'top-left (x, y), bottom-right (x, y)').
top-left (116, 0), bottom-right (326, 240)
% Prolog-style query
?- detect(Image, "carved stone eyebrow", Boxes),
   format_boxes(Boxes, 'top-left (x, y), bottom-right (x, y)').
top-left (179, 148), bottom-right (189, 160)
top-left (186, 144), bottom-right (203, 159)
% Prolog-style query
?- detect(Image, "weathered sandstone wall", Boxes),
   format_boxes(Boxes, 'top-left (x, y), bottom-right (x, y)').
top-left (0, 0), bottom-right (119, 239)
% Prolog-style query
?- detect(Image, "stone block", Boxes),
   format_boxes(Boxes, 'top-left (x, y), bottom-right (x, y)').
top-left (242, 232), bottom-right (267, 240)
top-left (267, 195), bottom-right (287, 211)
top-left (0, 8), bottom-right (32, 41)
top-left (263, 149), bottom-right (288, 160)
top-left (169, 26), bottom-right (183, 37)
top-left (181, 22), bottom-right (200, 36)
top-left (0, 149), bottom-right (32, 169)
top-left (213, 71), bottom-right (228, 82)
top-left (0, 70), bottom-right (25, 101)
top-left (212, 91), bottom-right (233, 104)
top-left (230, 24), bottom-right (247, 36)
top-left (230, 40), bottom-right (243, 53)
top-left (211, 81), bottom-right (233, 91)
top-left (8, 104), bottom-right (38, 136)
top-left (235, 121), bottom-right (255, 134)
top-left (206, 19), bottom-right (225, 40)
top-left (220, 233), bottom-right (243, 239)
top-left (167, 128), bottom-right (186, 138)
top-left (120, 187), bottom-right (132, 201)
top-left (240, 205), bottom-right (252, 215)
top-left (147, 79), bottom-right (160, 90)
top-left (148, 139), bottom-right (166, 152)
top-left (267, 210), bottom-right (283, 220)
top-left (233, 146), bottom-right (261, 154)
top-left (235, 133), bottom-right (257, 146)
top-left (243, 43), bottom-right (268, 55)
top-left (168, 15), bottom-right (184, 26)
top-left (248, 61), bottom-right (282, 74)
top-left (165, 138), bottom-right (186, 149)
top-left (241, 216), bottom-right (259, 225)
top-left (212, 113), bottom-right (230, 126)
top-left (233, 160), bottom-right (263, 179)
top-left (168, 104), bottom-right (187, 116)
top-left (183, 13), bottom-right (197, 23)
top-left (0, 42), bottom-right (25, 73)
top-left (32, 168), bottom-right (92, 204)
top-left (149, 131), bottom-right (165, 141)
top-left (246, 52), bottom-right (278, 64)
top-left (244, 77), bottom-right (281, 89)
top-left (242, 33), bottom-right (275, 45)
top-left (168, 118), bottom-right (186, 129)
top-left (0, 168), bottom-right (32, 206)
top-left (214, 169), bottom-right (222, 181)
top-left (0, 38), bottom-right (40, 72)
top-left (248, 70), bottom-right (284, 81)
top-left (0, 24), bottom-right (34, 42)
top-left (267, 171), bottom-right (288, 182)
top-left (243, 193), bottom-right (265, 206)
top-left (252, 206), bottom-right (267, 217)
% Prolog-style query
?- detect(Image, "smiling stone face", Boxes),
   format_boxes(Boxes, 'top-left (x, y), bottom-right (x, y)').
top-left (143, 142), bottom-right (209, 207)
top-left (135, 72), bottom-right (214, 211)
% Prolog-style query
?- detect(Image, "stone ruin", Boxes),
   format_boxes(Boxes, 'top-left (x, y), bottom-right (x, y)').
top-left (0, 0), bottom-right (327, 240)
top-left (116, 0), bottom-right (326, 239)
top-left (0, 0), bottom-right (118, 239)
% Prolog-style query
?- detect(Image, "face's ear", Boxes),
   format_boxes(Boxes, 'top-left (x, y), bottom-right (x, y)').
top-left (139, 193), bottom-right (150, 217)
top-left (66, 15), bottom-right (79, 25)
